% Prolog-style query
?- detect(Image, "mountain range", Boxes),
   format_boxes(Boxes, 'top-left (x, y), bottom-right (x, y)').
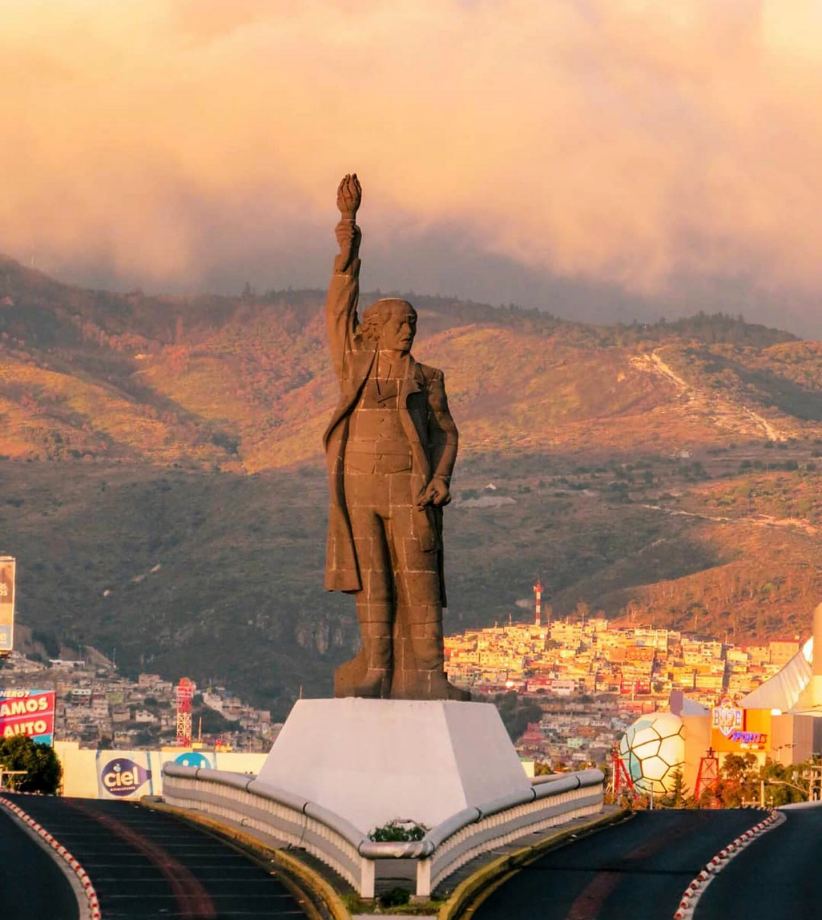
top-left (0, 254), bottom-right (819, 715)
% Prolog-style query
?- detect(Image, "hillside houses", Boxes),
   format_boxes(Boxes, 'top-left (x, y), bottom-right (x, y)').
top-left (445, 617), bottom-right (799, 766)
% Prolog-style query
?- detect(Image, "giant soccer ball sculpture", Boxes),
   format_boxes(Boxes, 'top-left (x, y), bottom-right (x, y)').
top-left (618, 712), bottom-right (685, 795)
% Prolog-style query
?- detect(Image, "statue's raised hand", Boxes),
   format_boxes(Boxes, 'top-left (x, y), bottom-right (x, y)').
top-left (337, 173), bottom-right (361, 219)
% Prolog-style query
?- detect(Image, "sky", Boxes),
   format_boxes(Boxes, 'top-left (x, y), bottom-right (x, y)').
top-left (2, 0), bottom-right (821, 336)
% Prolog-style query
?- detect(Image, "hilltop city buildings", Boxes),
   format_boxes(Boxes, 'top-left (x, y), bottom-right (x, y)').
top-left (0, 650), bottom-right (278, 751)
top-left (1, 612), bottom-right (805, 772)
top-left (445, 614), bottom-right (800, 768)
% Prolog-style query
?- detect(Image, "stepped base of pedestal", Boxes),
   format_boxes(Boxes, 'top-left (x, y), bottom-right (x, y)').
top-left (257, 698), bottom-right (530, 834)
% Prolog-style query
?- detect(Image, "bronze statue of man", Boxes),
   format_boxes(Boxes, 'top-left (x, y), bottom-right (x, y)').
top-left (323, 174), bottom-right (466, 701)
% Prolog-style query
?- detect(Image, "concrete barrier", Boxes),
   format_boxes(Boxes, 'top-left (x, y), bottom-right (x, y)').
top-left (161, 762), bottom-right (604, 898)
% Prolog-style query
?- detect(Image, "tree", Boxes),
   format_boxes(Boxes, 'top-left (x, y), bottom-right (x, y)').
top-left (493, 692), bottom-right (543, 742)
top-left (718, 752), bottom-right (758, 806)
top-left (661, 768), bottom-right (690, 808)
top-left (573, 601), bottom-right (591, 622)
top-left (0, 736), bottom-right (62, 794)
top-left (758, 757), bottom-right (809, 806)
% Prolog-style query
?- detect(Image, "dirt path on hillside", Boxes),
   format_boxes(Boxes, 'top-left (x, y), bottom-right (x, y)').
top-left (630, 349), bottom-right (789, 442)
top-left (641, 502), bottom-right (818, 536)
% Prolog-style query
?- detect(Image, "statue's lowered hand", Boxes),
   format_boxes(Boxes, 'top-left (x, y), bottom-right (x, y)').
top-left (337, 173), bottom-right (362, 218)
top-left (417, 477), bottom-right (451, 509)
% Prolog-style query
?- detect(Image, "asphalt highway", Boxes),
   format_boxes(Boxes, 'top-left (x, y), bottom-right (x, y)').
top-left (0, 806), bottom-right (78, 920)
top-left (472, 809), bottom-right (766, 920)
top-left (698, 805), bottom-right (822, 920)
top-left (7, 795), bottom-right (314, 919)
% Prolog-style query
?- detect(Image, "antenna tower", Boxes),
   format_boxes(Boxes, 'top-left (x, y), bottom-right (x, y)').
top-left (175, 677), bottom-right (194, 747)
top-left (694, 747), bottom-right (720, 806)
top-left (533, 578), bottom-right (544, 627)
top-left (611, 745), bottom-right (634, 797)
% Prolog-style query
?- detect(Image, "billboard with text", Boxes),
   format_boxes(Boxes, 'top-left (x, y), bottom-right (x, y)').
top-left (96, 752), bottom-right (154, 799)
top-left (0, 556), bottom-right (15, 653)
top-left (0, 688), bottom-right (56, 745)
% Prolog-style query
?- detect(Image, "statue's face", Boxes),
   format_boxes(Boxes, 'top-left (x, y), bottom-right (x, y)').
top-left (379, 304), bottom-right (417, 354)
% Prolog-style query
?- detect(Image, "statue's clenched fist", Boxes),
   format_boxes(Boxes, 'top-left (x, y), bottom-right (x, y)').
top-left (335, 174), bottom-right (362, 271)
top-left (417, 476), bottom-right (451, 509)
top-left (337, 173), bottom-right (361, 219)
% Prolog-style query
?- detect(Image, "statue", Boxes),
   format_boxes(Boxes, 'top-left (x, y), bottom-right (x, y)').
top-left (323, 174), bottom-right (468, 701)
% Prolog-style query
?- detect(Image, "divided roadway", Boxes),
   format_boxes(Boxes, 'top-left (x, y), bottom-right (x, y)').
top-left (0, 803), bottom-right (78, 920)
top-left (10, 795), bottom-right (818, 920)
top-left (471, 809), bottom-right (765, 920)
top-left (697, 805), bottom-right (822, 919)
top-left (1, 795), bottom-right (315, 919)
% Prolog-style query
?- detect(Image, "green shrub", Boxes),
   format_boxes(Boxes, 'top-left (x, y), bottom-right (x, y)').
top-left (379, 887), bottom-right (411, 908)
top-left (368, 819), bottom-right (428, 842)
top-left (0, 736), bottom-right (62, 794)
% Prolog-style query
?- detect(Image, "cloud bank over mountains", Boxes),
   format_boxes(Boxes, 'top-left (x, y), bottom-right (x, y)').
top-left (2, 1), bottom-right (821, 334)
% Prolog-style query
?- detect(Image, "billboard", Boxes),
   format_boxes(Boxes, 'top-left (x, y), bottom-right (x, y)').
top-left (0, 556), bottom-right (15, 653)
top-left (96, 751), bottom-right (154, 799)
top-left (0, 688), bottom-right (56, 745)
top-left (712, 697), bottom-right (744, 738)
top-left (711, 706), bottom-right (771, 753)
top-left (57, 742), bottom-right (267, 798)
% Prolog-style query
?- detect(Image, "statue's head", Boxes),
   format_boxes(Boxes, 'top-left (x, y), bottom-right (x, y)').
top-left (360, 298), bottom-right (417, 354)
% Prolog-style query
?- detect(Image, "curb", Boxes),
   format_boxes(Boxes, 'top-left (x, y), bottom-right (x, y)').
top-left (438, 808), bottom-right (631, 920)
top-left (0, 795), bottom-right (101, 920)
top-left (672, 809), bottom-right (785, 919)
top-left (141, 796), bottom-right (348, 920)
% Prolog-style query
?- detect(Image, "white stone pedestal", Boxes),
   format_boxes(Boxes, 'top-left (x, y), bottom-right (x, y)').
top-left (257, 698), bottom-right (530, 834)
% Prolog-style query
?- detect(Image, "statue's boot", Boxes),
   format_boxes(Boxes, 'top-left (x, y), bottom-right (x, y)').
top-left (392, 630), bottom-right (470, 701)
top-left (445, 679), bottom-right (471, 702)
top-left (390, 667), bottom-right (470, 701)
top-left (426, 669), bottom-right (471, 701)
top-left (334, 622), bottom-right (392, 698)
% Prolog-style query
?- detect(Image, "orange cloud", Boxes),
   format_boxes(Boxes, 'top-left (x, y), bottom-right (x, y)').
top-left (1, 1), bottom-right (821, 330)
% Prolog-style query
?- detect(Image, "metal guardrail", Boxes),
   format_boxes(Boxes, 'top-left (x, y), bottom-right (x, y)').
top-left (162, 762), bottom-right (603, 898)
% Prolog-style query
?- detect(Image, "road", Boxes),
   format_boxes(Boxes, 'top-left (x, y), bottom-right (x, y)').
top-left (698, 806), bottom-right (822, 919)
top-left (472, 809), bottom-right (764, 920)
top-left (7, 795), bottom-right (314, 919)
top-left (0, 806), bottom-right (79, 920)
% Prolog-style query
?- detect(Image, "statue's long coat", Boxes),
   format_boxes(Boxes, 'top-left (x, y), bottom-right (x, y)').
top-left (322, 254), bottom-right (458, 603)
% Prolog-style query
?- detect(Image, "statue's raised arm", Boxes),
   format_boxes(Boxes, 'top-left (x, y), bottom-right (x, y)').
top-left (326, 173), bottom-right (363, 380)
top-left (334, 173), bottom-right (362, 273)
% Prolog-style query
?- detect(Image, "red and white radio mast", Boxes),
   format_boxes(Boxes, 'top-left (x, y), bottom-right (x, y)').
top-left (533, 578), bottom-right (544, 627)
top-left (175, 677), bottom-right (194, 747)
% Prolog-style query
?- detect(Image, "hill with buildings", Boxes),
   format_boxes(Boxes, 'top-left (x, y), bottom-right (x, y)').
top-left (0, 255), bottom-right (819, 715)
